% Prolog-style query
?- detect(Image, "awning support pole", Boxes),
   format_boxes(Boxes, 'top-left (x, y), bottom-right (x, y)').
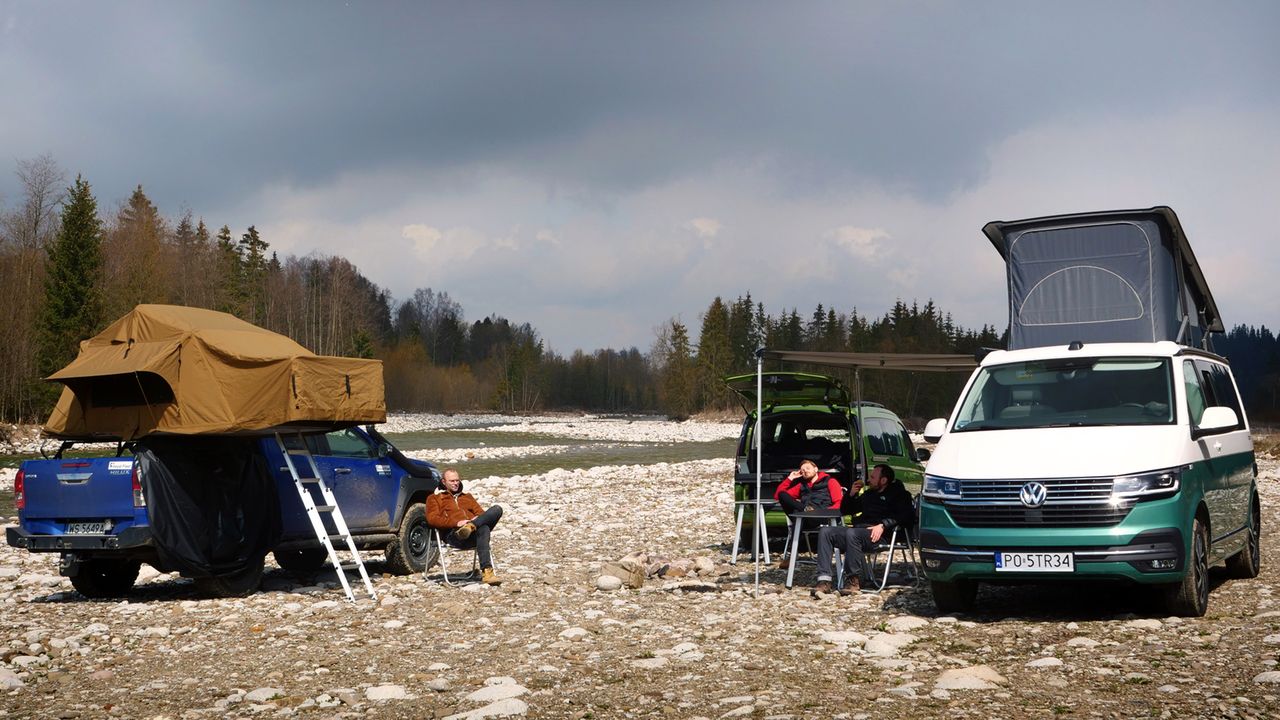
top-left (754, 347), bottom-right (764, 598)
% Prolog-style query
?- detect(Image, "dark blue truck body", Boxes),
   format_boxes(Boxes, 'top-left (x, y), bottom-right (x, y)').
top-left (7, 426), bottom-right (440, 597)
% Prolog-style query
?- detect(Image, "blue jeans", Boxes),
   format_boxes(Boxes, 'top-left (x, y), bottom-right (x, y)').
top-left (446, 505), bottom-right (502, 569)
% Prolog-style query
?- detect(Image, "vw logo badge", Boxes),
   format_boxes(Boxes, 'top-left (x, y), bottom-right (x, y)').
top-left (1019, 481), bottom-right (1048, 508)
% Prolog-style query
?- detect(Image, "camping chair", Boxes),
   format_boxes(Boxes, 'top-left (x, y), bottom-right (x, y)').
top-left (862, 497), bottom-right (921, 591)
top-left (783, 509), bottom-right (844, 589)
top-left (423, 529), bottom-right (496, 587)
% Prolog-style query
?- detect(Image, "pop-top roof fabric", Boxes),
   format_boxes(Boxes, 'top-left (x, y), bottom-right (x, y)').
top-left (984, 208), bottom-right (1221, 351)
top-left (44, 304), bottom-right (385, 439)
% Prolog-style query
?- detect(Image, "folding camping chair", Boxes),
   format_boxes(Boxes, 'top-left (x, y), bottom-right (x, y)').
top-left (423, 529), bottom-right (496, 587)
top-left (862, 497), bottom-right (921, 591)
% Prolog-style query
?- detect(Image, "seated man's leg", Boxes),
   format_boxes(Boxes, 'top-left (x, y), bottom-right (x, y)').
top-left (841, 527), bottom-right (876, 585)
top-left (777, 494), bottom-right (805, 514)
top-left (815, 526), bottom-right (853, 584)
top-left (471, 505), bottom-right (503, 531)
top-left (474, 523), bottom-right (494, 569)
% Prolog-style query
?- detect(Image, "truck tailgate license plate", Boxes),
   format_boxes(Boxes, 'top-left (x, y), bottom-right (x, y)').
top-left (66, 522), bottom-right (107, 534)
top-left (995, 551), bottom-right (1074, 572)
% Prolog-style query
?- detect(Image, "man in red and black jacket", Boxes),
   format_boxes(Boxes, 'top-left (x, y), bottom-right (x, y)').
top-left (773, 459), bottom-right (844, 569)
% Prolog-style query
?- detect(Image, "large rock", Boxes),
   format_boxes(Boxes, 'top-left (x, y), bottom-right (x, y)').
top-left (935, 665), bottom-right (1006, 690)
top-left (601, 561), bottom-right (645, 589)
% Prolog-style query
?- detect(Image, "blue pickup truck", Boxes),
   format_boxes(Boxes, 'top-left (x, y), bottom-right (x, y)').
top-left (7, 426), bottom-right (439, 597)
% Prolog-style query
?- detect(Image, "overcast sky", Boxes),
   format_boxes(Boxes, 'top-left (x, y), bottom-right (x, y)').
top-left (2, 2), bottom-right (1277, 354)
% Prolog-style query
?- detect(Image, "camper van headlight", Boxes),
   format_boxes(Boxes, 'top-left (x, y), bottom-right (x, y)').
top-left (1111, 468), bottom-right (1181, 501)
top-left (923, 474), bottom-right (962, 501)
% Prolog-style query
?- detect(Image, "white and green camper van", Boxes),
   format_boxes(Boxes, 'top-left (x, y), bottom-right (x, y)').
top-left (920, 207), bottom-right (1260, 617)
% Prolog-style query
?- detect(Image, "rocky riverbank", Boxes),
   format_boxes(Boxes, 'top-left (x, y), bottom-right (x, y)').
top-left (1, 431), bottom-right (1278, 718)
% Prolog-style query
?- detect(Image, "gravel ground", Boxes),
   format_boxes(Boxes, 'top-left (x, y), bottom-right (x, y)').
top-left (1, 432), bottom-right (1277, 718)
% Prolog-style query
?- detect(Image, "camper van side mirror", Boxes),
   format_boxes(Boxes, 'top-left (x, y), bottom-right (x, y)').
top-left (915, 447), bottom-right (932, 462)
top-left (1192, 406), bottom-right (1238, 439)
top-left (377, 442), bottom-right (392, 458)
top-left (923, 418), bottom-right (947, 443)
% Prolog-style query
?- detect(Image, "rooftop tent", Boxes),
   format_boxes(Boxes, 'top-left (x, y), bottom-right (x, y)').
top-left (983, 206), bottom-right (1223, 351)
top-left (44, 304), bottom-right (386, 440)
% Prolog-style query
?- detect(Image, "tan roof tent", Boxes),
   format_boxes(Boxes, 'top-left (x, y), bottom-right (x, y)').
top-left (44, 304), bottom-right (386, 440)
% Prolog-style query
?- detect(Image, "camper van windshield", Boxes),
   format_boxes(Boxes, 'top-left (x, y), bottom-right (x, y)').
top-left (952, 357), bottom-right (1174, 431)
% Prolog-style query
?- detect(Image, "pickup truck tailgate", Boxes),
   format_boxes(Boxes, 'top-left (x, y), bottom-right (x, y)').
top-left (20, 458), bottom-right (138, 520)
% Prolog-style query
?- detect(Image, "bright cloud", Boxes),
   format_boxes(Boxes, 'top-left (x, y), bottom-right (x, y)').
top-left (686, 217), bottom-right (722, 238)
top-left (827, 225), bottom-right (890, 262)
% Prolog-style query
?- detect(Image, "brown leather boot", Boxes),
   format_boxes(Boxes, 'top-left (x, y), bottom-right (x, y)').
top-left (811, 580), bottom-right (833, 597)
top-left (839, 577), bottom-right (861, 596)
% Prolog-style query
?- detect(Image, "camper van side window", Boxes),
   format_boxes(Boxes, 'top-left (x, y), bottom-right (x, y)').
top-left (1182, 361), bottom-right (1207, 426)
top-left (1196, 360), bottom-right (1245, 431)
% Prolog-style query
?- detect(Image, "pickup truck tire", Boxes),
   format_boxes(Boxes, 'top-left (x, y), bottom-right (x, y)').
top-left (70, 559), bottom-right (141, 599)
top-left (194, 557), bottom-right (265, 598)
top-left (274, 548), bottom-right (329, 575)
top-left (385, 503), bottom-right (432, 575)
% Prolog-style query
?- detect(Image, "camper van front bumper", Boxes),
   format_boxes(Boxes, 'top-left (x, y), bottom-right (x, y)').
top-left (918, 528), bottom-right (1184, 581)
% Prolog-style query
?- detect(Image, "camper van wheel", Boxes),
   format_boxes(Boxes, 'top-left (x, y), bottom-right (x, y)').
top-left (274, 548), bottom-right (328, 575)
top-left (929, 578), bottom-right (977, 613)
top-left (1225, 497), bottom-right (1261, 579)
top-left (1164, 518), bottom-right (1209, 617)
top-left (385, 503), bottom-right (433, 575)
top-left (195, 557), bottom-right (265, 598)
top-left (69, 558), bottom-right (140, 599)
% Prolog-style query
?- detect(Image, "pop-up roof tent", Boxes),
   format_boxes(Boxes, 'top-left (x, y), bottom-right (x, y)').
top-left (983, 206), bottom-right (1223, 351)
top-left (44, 304), bottom-right (386, 440)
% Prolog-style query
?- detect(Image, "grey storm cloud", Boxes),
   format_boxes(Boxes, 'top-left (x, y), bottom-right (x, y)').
top-left (2, 1), bottom-right (1279, 351)
top-left (7, 2), bottom-right (1275, 209)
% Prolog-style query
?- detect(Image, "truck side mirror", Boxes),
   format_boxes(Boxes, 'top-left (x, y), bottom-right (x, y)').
top-left (1192, 406), bottom-right (1238, 439)
top-left (915, 447), bottom-right (932, 462)
top-left (377, 442), bottom-right (391, 458)
top-left (923, 418), bottom-right (947, 443)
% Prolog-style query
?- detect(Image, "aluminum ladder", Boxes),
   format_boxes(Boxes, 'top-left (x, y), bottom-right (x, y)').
top-left (274, 432), bottom-right (376, 602)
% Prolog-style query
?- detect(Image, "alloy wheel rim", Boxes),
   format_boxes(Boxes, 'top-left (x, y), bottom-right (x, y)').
top-left (1194, 529), bottom-right (1208, 604)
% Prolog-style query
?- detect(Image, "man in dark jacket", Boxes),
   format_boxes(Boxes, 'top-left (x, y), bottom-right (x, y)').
top-left (811, 463), bottom-right (913, 597)
top-left (426, 468), bottom-right (504, 585)
top-left (774, 458), bottom-right (845, 570)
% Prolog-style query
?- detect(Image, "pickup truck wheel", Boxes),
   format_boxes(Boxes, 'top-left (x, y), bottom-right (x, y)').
top-left (274, 548), bottom-right (329, 575)
top-left (385, 503), bottom-right (434, 575)
top-left (1225, 497), bottom-right (1261, 579)
top-left (70, 559), bottom-right (140, 599)
top-left (930, 578), bottom-right (977, 613)
top-left (1163, 517), bottom-right (1210, 617)
top-left (194, 557), bottom-right (265, 598)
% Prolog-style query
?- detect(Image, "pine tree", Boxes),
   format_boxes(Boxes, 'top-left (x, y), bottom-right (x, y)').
top-left (238, 226), bottom-right (269, 322)
top-left (107, 185), bottom-right (168, 317)
top-left (657, 319), bottom-right (696, 419)
top-left (695, 297), bottom-right (733, 410)
top-left (214, 225), bottom-right (242, 314)
top-left (35, 175), bottom-right (104, 408)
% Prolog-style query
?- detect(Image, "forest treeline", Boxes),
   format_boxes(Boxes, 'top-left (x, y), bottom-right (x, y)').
top-left (3, 156), bottom-right (1278, 425)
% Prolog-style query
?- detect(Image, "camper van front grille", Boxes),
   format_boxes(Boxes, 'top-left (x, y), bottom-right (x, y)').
top-left (945, 477), bottom-right (1132, 528)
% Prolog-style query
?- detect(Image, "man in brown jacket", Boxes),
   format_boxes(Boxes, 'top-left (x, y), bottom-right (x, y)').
top-left (426, 468), bottom-right (504, 585)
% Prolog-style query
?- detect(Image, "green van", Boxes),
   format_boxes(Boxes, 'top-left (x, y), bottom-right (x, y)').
top-left (725, 372), bottom-right (927, 547)
top-left (919, 341), bottom-right (1260, 616)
